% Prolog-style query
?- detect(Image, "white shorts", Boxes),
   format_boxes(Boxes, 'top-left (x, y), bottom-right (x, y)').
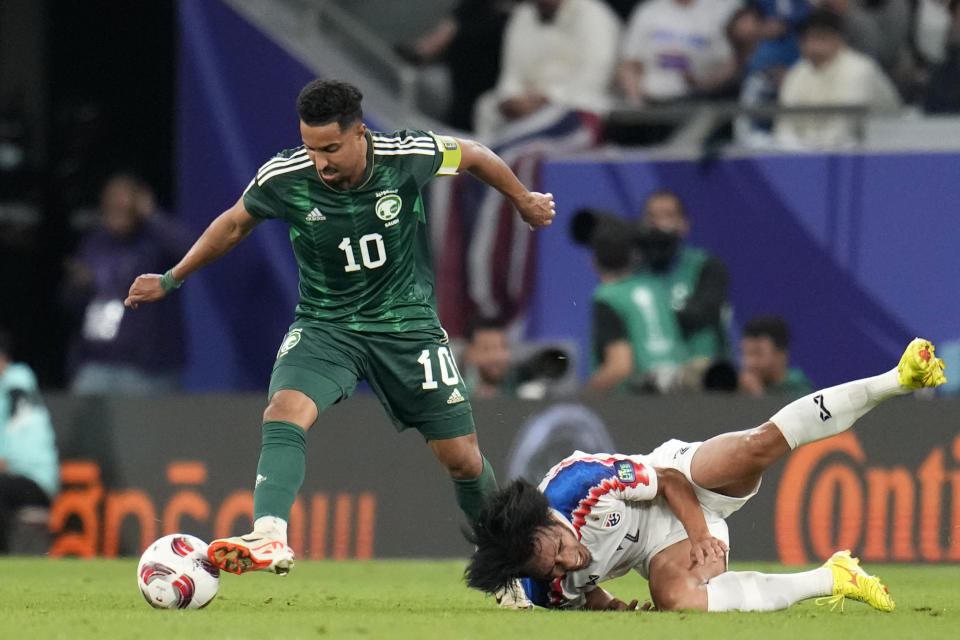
top-left (635, 438), bottom-right (760, 577)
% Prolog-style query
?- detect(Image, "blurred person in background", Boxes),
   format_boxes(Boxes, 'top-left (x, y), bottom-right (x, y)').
top-left (473, 0), bottom-right (622, 139)
top-left (582, 215), bottom-right (672, 394)
top-left (462, 316), bottom-right (519, 398)
top-left (738, 315), bottom-right (812, 398)
top-left (925, 0), bottom-right (960, 112)
top-left (734, 1), bottom-right (807, 146)
top-left (396, 0), bottom-right (516, 131)
top-left (775, 9), bottom-right (900, 148)
top-left (578, 191), bottom-right (729, 394)
top-left (815, 0), bottom-right (912, 73)
top-left (638, 190), bottom-right (730, 384)
top-left (62, 173), bottom-right (190, 394)
top-left (618, 0), bottom-right (741, 105)
top-left (0, 329), bottom-right (58, 554)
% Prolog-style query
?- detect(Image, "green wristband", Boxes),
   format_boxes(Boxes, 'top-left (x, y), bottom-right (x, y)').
top-left (160, 269), bottom-right (184, 293)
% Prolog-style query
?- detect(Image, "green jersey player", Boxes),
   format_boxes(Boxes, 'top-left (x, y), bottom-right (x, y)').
top-left (124, 80), bottom-right (555, 588)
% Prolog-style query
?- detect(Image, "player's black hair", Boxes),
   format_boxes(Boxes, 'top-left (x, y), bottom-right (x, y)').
top-left (464, 479), bottom-right (555, 595)
top-left (743, 315), bottom-right (791, 351)
top-left (799, 9), bottom-right (844, 38)
top-left (296, 79), bottom-right (363, 129)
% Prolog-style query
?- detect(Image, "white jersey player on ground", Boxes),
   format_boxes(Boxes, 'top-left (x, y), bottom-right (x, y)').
top-left (466, 338), bottom-right (946, 612)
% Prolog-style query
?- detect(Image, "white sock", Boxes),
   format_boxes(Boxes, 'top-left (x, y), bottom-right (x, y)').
top-left (705, 568), bottom-right (833, 612)
top-left (253, 516), bottom-right (288, 544)
top-left (769, 369), bottom-right (907, 449)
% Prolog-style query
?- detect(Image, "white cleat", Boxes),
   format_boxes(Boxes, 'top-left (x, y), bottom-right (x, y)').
top-left (207, 532), bottom-right (295, 576)
top-left (495, 579), bottom-right (534, 610)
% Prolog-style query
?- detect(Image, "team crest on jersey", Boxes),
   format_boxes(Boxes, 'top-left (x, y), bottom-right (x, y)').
top-left (603, 512), bottom-right (622, 528)
top-left (615, 460), bottom-right (635, 484)
top-left (375, 193), bottom-right (402, 221)
top-left (277, 329), bottom-right (302, 357)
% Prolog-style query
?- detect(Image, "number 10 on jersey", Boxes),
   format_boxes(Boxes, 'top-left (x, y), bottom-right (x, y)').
top-left (418, 347), bottom-right (460, 390)
top-left (339, 234), bottom-right (386, 272)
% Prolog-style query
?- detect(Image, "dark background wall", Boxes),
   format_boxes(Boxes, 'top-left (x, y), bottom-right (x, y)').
top-left (0, 0), bottom-right (175, 388)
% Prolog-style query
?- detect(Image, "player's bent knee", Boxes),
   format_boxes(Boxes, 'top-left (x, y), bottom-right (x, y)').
top-left (429, 435), bottom-right (483, 479)
top-left (740, 423), bottom-right (789, 470)
top-left (263, 389), bottom-right (318, 429)
top-left (651, 585), bottom-right (706, 612)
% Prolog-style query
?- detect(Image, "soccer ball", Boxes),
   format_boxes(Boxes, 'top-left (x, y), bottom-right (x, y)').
top-left (136, 533), bottom-right (220, 609)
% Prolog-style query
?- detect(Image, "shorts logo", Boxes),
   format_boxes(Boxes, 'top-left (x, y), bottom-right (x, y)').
top-left (277, 329), bottom-right (302, 357)
top-left (603, 512), bottom-right (622, 528)
top-left (615, 460), bottom-right (635, 484)
top-left (375, 194), bottom-right (402, 221)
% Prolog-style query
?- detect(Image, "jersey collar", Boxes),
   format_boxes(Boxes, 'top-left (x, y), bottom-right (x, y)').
top-left (317, 129), bottom-right (375, 193)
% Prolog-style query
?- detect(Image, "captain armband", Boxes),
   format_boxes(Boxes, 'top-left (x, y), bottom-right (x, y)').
top-left (432, 134), bottom-right (462, 176)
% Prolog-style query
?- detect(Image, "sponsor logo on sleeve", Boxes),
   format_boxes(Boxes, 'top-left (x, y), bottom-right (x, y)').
top-left (615, 460), bottom-right (635, 484)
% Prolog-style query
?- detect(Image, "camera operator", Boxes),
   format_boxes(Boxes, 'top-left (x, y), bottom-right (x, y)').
top-left (575, 190), bottom-right (730, 394)
top-left (639, 190), bottom-right (730, 387)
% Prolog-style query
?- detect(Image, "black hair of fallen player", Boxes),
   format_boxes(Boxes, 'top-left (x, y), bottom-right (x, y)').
top-left (464, 478), bottom-right (555, 594)
top-left (296, 79), bottom-right (363, 130)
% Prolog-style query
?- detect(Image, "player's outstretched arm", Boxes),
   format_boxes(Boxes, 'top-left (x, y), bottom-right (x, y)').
top-left (655, 467), bottom-right (729, 568)
top-left (124, 198), bottom-right (260, 309)
top-left (455, 137), bottom-right (555, 229)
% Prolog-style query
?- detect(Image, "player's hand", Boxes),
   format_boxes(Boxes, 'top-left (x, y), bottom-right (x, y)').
top-left (605, 597), bottom-right (640, 611)
top-left (515, 191), bottom-right (556, 230)
top-left (689, 534), bottom-right (728, 568)
top-left (124, 273), bottom-right (167, 309)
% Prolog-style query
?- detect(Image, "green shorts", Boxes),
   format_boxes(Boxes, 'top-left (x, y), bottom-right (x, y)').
top-left (268, 320), bottom-right (475, 441)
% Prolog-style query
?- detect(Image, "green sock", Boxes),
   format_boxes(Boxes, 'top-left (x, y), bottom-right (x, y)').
top-left (452, 455), bottom-right (498, 528)
top-left (253, 421), bottom-right (307, 521)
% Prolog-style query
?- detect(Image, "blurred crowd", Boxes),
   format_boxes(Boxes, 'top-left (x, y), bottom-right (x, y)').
top-left (401, 0), bottom-right (960, 146)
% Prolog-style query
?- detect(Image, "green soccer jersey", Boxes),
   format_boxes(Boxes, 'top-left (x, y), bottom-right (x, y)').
top-left (242, 129), bottom-right (461, 332)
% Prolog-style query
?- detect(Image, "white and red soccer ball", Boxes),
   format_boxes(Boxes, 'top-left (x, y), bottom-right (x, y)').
top-left (137, 533), bottom-right (220, 609)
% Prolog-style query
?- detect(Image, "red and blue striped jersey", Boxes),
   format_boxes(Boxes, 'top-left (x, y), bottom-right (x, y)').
top-left (522, 451), bottom-right (660, 608)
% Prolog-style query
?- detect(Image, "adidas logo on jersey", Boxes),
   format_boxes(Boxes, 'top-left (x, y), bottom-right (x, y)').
top-left (306, 207), bottom-right (326, 222)
top-left (446, 389), bottom-right (465, 405)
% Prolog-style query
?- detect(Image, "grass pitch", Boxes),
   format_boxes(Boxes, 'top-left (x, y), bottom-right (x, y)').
top-left (2, 558), bottom-right (955, 640)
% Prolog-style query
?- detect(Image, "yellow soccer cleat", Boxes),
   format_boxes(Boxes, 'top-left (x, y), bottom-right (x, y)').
top-left (822, 550), bottom-right (895, 612)
top-left (897, 338), bottom-right (947, 389)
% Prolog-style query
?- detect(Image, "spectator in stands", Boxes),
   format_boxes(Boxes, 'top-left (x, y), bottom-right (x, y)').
top-left (775, 9), bottom-right (901, 148)
top-left (473, 0), bottom-right (622, 139)
top-left (618, 0), bottom-right (740, 105)
top-left (0, 328), bottom-right (58, 554)
top-left (817, 0), bottom-right (911, 72)
top-left (396, 1), bottom-right (515, 131)
top-left (925, 0), bottom-right (960, 112)
top-left (733, 2), bottom-right (807, 146)
top-left (62, 173), bottom-right (190, 394)
top-left (738, 315), bottom-right (812, 397)
top-left (462, 317), bottom-right (518, 398)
